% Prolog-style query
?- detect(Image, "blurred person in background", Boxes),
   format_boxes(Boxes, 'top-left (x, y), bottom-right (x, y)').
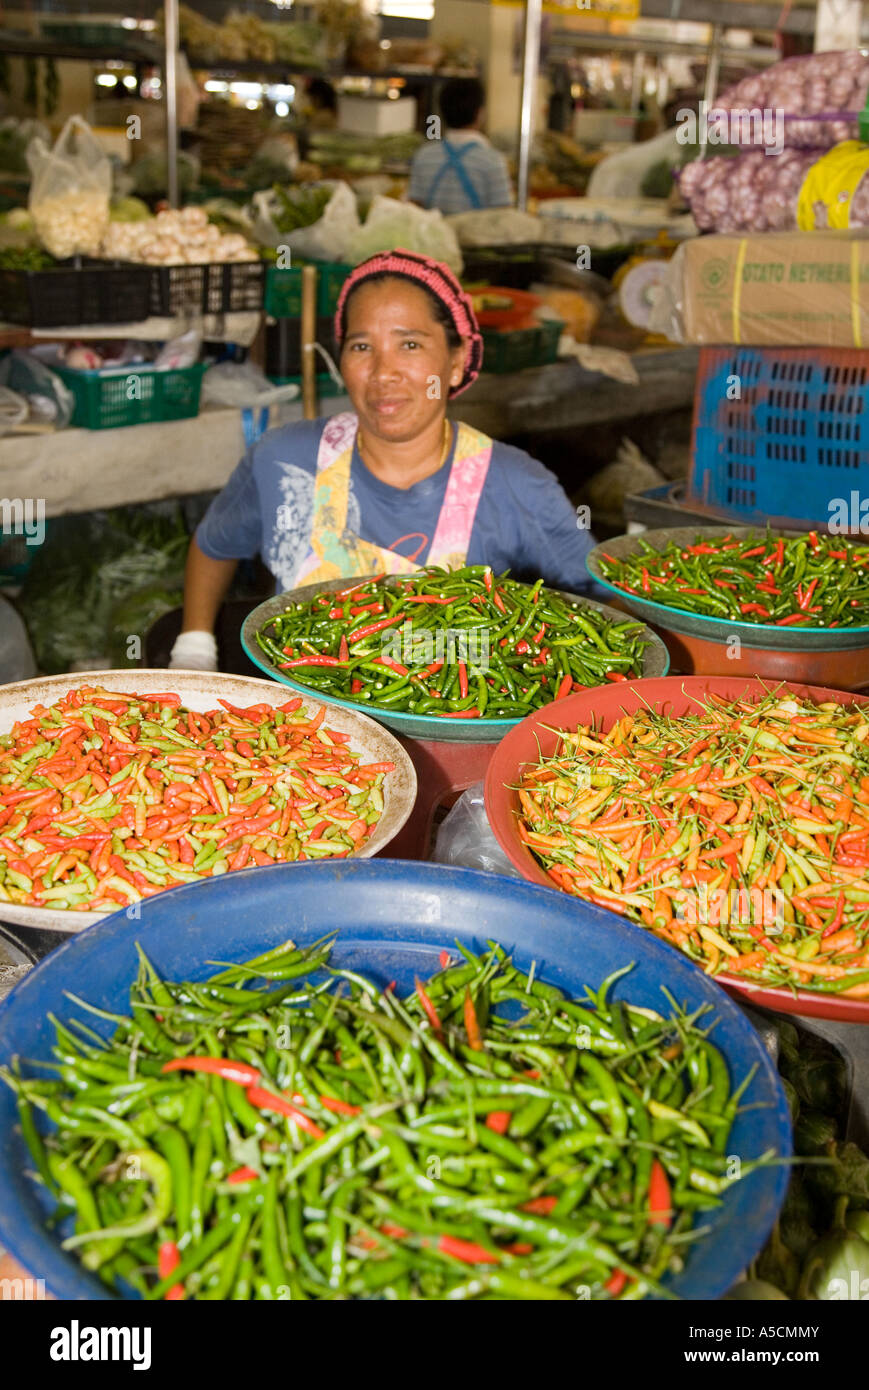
top-left (408, 78), bottom-right (512, 214)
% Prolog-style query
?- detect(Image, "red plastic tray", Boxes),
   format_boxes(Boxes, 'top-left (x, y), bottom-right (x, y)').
top-left (484, 675), bottom-right (869, 1023)
top-left (469, 286), bottom-right (541, 331)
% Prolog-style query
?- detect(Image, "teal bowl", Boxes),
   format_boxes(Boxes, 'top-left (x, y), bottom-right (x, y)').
top-left (240, 576), bottom-right (670, 743)
top-left (586, 527), bottom-right (869, 652)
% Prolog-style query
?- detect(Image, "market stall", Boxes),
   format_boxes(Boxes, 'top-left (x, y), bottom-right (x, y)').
top-left (1, 0), bottom-right (869, 1332)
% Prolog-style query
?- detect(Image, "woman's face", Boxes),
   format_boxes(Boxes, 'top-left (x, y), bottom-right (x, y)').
top-left (340, 279), bottom-right (467, 445)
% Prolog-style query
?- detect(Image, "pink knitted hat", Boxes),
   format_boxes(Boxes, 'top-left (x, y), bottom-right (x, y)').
top-left (334, 248), bottom-right (484, 398)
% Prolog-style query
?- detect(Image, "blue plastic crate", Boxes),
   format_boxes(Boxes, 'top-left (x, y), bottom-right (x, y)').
top-left (688, 347), bottom-right (868, 529)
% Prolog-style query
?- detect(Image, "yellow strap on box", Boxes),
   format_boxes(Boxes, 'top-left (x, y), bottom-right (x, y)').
top-left (732, 238), bottom-right (747, 344)
top-left (797, 140), bottom-right (869, 230)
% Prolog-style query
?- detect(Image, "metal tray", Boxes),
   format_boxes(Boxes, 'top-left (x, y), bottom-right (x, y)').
top-left (0, 669), bottom-right (416, 934)
top-left (586, 527), bottom-right (869, 652)
top-left (241, 576), bottom-right (669, 744)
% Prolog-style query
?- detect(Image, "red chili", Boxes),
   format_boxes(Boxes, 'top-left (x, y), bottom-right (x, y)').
top-left (245, 1084), bottom-right (325, 1139)
top-left (161, 1056), bottom-right (260, 1086)
top-left (822, 892), bottom-right (846, 938)
top-left (463, 989), bottom-right (483, 1051)
top-left (279, 655), bottom-right (348, 669)
top-left (158, 1240), bottom-right (185, 1300)
top-left (437, 1235), bottom-right (500, 1265)
top-left (373, 655), bottom-right (409, 677)
top-left (798, 578), bottom-right (819, 611)
top-left (317, 1094), bottom-right (361, 1116)
top-left (605, 671), bottom-right (628, 682)
top-left (605, 1269), bottom-right (629, 1296)
top-left (226, 1165), bottom-right (259, 1184)
top-left (348, 615), bottom-right (403, 643)
top-left (648, 1158), bottom-right (672, 1227)
top-left (554, 673), bottom-right (573, 700)
top-left (485, 1111), bottom-right (511, 1134)
top-left (458, 662), bottom-right (469, 699)
top-left (415, 979), bottom-right (442, 1032)
top-left (520, 1196), bottom-right (558, 1215)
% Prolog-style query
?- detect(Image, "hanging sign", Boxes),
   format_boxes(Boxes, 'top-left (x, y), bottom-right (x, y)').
top-left (493, 0), bottom-right (641, 19)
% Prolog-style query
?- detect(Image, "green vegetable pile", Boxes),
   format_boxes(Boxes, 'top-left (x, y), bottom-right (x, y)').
top-left (0, 245), bottom-right (55, 271)
top-left (17, 504), bottom-right (189, 673)
top-left (597, 529), bottom-right (869, 629)
top-left (256, 566), bottom-right (651, 720)
top-left (2, 940), bottom-right (771, 1301)
top-left (270, 185), bottom-right (333, 236)
top-left (727, 1017), bottom-right (869, 1300)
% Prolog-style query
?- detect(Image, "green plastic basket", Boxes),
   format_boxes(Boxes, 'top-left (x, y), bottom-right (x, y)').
top-left (52, 363), bottom-right (205, 432)
top-left (481, 318), bottom-right (564, 374)
top-left (264, 262), bottom-right (354, 319)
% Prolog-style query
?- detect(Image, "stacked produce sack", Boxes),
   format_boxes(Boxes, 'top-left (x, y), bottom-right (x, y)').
top-left (680, 52), bottom-right (869, 233)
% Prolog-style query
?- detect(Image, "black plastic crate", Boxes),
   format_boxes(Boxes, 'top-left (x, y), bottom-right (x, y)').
top-left (0, 259), bottom-right (152, 328)
top-left (461, 244), bottom-right (543, 290)
top-left (266, 316), bottom-right (336, 379)
top-left (147, 260), bottom-right (265, 317)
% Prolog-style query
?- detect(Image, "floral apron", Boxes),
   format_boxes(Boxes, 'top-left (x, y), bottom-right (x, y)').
top-left (292, 411), bottom-right (493, 587)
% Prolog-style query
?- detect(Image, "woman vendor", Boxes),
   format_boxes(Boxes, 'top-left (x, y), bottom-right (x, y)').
top-left (170, 250), bottom-right (596, 672)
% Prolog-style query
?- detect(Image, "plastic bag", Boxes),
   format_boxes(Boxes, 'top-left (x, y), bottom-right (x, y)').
top-left (711, 51), bottom-right (869, 151)
top-left (0, 350), bottom-right (74, 428)
top-left (448, 207), bottom-right (543, 247)
top-left (679, 143), bottom-right (869, 234)
top-left (348, 196), bottom-right (463, 273)
top-left (153, 326), bottom-right (203, 372)
top-left (27, 116), bottom-right (111, 258)
top-left (588, 129), bottom-right (683, 200)
top-left (252, 181), bottom-right (359, 260)
top-left (432, 782), bottom-right (521, 879)
top-left (201, 360), bottom-right (301, 408)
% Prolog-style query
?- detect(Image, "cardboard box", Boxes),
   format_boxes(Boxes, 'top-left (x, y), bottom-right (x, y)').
top-left (662, 230), bottom-right (869, 347)
top-left (337, 95), bottom-right (417, 137)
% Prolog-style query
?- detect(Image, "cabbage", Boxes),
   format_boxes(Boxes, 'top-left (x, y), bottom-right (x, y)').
top-left (109, 197), bottom-right (151, 223)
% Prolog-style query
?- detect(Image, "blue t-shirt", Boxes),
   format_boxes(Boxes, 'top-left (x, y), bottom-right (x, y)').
top-left (196, 417), bottom-right (597, 595)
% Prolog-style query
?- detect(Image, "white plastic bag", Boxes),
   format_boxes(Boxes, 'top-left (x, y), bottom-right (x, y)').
top-left (588, 129), bottom-right (683, 200)
top-left (349, 196), bottom-right (463, 273)
top-left (27, 116), bottom-right (111, 258)
top-left (201, 360), bottom-right (300, 408)
top-left (0, 350), bottom-right (74, 428)
top-left (448, 208), bottom-right (543, 247)
top-left (252, 181), bottom-right (360, 261)
top-left (432, 782), bottom-right (521, 879)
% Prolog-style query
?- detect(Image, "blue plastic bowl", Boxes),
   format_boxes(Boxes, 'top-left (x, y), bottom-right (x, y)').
top-left (0, 860), bottom-right (791, 1300)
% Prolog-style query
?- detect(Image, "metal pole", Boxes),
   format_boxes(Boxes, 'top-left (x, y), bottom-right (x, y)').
top-left (703, 23), bottom-right (723, 109)
top-left (699, 23), bottom-right (722, 160)
top-left (517, 0), bottom-right (542, 211)
top-left (630, 51), bottom-right (645, 112)
top-left (164, 0), bottom-right (180, 208)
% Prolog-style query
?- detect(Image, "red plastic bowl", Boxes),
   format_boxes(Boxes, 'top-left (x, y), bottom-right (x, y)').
top-left (484, 675), bottom-right (869, 1023)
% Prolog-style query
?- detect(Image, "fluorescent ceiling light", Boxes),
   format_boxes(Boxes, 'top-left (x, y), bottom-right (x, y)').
top-left (378, 2), bottom-right (434, 18)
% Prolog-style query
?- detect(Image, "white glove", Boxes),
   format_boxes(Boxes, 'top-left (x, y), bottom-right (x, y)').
top-left (168, 629), bottom-right (218, 672)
